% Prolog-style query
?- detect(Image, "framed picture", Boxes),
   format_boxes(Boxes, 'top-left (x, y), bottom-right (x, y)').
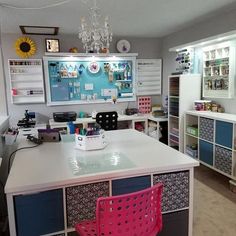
top-left (45, 39), bottom-right (60, 52)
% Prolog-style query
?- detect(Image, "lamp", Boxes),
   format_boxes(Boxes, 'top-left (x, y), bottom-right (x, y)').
top-left (78, 0), bottom-right (112, 53)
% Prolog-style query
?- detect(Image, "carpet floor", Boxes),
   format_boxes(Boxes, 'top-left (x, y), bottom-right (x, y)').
top-left (193, 165), bottom-right (236, 236)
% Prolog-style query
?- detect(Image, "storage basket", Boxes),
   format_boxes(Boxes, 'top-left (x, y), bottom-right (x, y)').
top-left (186, 126), bottom-right (198, 136)
top-left (75, 130), bottom-right (107, 151)
top-left (186, 145), bottom-right (198, 158)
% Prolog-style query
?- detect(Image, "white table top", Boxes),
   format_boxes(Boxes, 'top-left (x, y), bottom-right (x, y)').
top-left (186, 110), bottom-right (236, 123)
top-left (5, 129), bottom-right (198, 194)
top-left (49, 114), bottom-right (168, 127)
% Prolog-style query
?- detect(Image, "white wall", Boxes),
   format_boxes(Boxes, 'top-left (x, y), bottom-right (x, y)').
top-left (1, 34), bottom-right (162, 125)
top-left (0, 48), bottom-right (7, 115)
top-left (162, 7), bottom-right (236, 114)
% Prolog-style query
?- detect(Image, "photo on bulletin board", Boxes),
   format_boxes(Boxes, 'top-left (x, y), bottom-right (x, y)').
top-left (45, 39), bottom-right (60, 52)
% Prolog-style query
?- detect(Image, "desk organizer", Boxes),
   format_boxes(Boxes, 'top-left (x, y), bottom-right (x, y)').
top-left (75, 130), bottom-right (107, 151)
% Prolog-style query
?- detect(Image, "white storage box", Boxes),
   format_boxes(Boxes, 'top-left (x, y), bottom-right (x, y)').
top-left (75, 130), bottom-right (107, 151)
top-left (4, 133), bottom-right (17, 145)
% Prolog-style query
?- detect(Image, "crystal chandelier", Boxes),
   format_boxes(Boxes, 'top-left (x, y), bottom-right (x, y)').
top-left (78, 0), bottom-right (112, 53)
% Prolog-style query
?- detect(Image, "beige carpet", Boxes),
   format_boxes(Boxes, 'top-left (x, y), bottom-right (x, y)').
top-left (193, 165), bottom-right (236, 236)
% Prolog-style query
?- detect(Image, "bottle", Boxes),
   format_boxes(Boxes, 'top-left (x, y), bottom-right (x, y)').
top-left (67, 121), bottom-right (75, 134)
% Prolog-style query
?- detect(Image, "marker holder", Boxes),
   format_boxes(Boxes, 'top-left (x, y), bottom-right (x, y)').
top-left (75, 130), bottom-right (107, 151)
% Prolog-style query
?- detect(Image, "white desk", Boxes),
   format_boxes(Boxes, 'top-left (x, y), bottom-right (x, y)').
top-left (5, 129), bottom-right (198, 236)
top-left (49, 114), bottom-right (168, 139)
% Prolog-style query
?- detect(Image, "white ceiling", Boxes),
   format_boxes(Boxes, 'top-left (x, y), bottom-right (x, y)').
top-left (0, 0), bottom-right (236, 37)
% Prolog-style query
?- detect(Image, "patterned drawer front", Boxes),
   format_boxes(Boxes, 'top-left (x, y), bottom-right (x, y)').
top-left (153, 171), bottom-right (189, 212)
top-left (66, 181), bottom-right (109, 227)
top-left (199, 117), bottom-right (214, 142)
top-left (215, 146), bottom-right (232, 175)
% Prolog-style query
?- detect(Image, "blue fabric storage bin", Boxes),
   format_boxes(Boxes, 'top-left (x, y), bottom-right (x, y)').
top-left (14, 189), bottom-right (64, 236)
top-left (199, 140), bottom-right (213, 166)
top-left (215, 120), bottom-right (233, 149)
top-left (112, 175), bottom-right (151, 195)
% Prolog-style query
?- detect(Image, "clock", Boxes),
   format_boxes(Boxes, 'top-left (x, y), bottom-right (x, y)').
top-left (88, 61), bottom-right (100, 74)
top-left (116, 39), bottom-right (131, 53)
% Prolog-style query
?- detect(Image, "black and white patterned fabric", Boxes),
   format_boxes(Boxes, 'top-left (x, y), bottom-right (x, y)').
top-left (199, 117), bottom-right (214, 142)
top-left (215, 145), bottom-right (232, 175)
top-left (66, 181), bottom-right (109, 227)
top-left (153, 171), bottom-right (189, 212)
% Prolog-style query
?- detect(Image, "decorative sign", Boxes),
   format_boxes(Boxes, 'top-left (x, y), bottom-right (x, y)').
top-left (14, 37), bottom-right (36, 58)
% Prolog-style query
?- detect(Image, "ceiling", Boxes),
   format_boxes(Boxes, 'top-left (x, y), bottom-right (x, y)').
top-left (0, 0), bottom-right (236, 38)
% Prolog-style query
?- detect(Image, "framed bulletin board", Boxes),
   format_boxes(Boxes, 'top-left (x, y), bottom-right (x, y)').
top-left (43, 54), bottom-right (137, 106)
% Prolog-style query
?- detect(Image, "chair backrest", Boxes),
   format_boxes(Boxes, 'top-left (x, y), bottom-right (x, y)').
top-left (96, 184), bottom-right (163, 236)
top-left (96, 111), bottom-right (118, 130)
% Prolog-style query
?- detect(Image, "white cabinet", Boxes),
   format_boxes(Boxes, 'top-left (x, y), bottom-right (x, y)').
top-left (8, 59), bottom-right (45, 104)
top-left (136, 59), bottom-right (162, 95)
top-left (168, 74), bottom-right (201, 152)
top-left (185, 111), bottom-right (236, 181)
top-left (202, 42), bottom-right (235, 98)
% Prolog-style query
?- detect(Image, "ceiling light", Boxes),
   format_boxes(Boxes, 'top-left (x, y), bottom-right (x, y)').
top-left (78, 0), bottom-right (112, 53)
top-left (20, 25), bottom-right (59, 35)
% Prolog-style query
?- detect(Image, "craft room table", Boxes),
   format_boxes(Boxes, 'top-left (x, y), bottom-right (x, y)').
top-left (5, 129), bottom-right (198, 236)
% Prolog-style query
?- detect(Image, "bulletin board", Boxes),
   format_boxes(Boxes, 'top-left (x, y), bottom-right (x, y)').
top-left (43, 55), bottom-right (136, 106)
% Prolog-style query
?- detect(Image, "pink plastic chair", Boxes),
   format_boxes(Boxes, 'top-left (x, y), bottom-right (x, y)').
top-left (75, 183), bottom-right (163, 236)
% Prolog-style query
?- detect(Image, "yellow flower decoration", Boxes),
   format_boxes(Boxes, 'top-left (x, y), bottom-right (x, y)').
top-left (15, 37), bottom-right (36, 58)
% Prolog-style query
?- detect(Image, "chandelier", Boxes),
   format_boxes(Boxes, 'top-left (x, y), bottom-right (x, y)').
top-left (78, 0), bottom-right (112, 53)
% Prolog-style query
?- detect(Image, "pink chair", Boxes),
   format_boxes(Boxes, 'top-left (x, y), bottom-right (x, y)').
top-left (75, 183), bottom-right (163, 236)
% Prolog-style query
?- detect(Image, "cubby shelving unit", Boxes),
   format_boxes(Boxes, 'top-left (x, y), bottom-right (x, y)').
top-left (202, 41), bottom-right (235, 98)
top-left (168, 74), bottom-right (201, 152)
top-left (185, 111), bottom-right (236, 181)
top-left (8, 59), bottom-right (45, 104)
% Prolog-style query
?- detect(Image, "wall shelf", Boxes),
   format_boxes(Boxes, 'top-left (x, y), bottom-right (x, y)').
top-left (8, 59), bottom-right (45, 104)
top-left (136, 59), bottom-right (162, 96)
top-left (202, 42), bottom-right (235, 98)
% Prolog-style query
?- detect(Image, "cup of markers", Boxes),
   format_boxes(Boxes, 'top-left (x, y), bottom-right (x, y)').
top-left (74, 125), bottom-right (107, 151)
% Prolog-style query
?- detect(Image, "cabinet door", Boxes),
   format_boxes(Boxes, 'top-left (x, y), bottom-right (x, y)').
top-left (14, 189), bottom-right (64, 236)
top-left (199, 117), bottom-right (214, 142)
top-left (215, 145), bottom-right (232, 175)
top-left (215, 120), bottom-right (233, 149)
top-left (199, 140), bottom-right (213, 166)
top-left (112, 175), bottom-right (151, 195)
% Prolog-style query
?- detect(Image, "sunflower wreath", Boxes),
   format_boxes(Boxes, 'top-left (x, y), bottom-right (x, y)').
top-left (15, 37), bottom-right (37, 58)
